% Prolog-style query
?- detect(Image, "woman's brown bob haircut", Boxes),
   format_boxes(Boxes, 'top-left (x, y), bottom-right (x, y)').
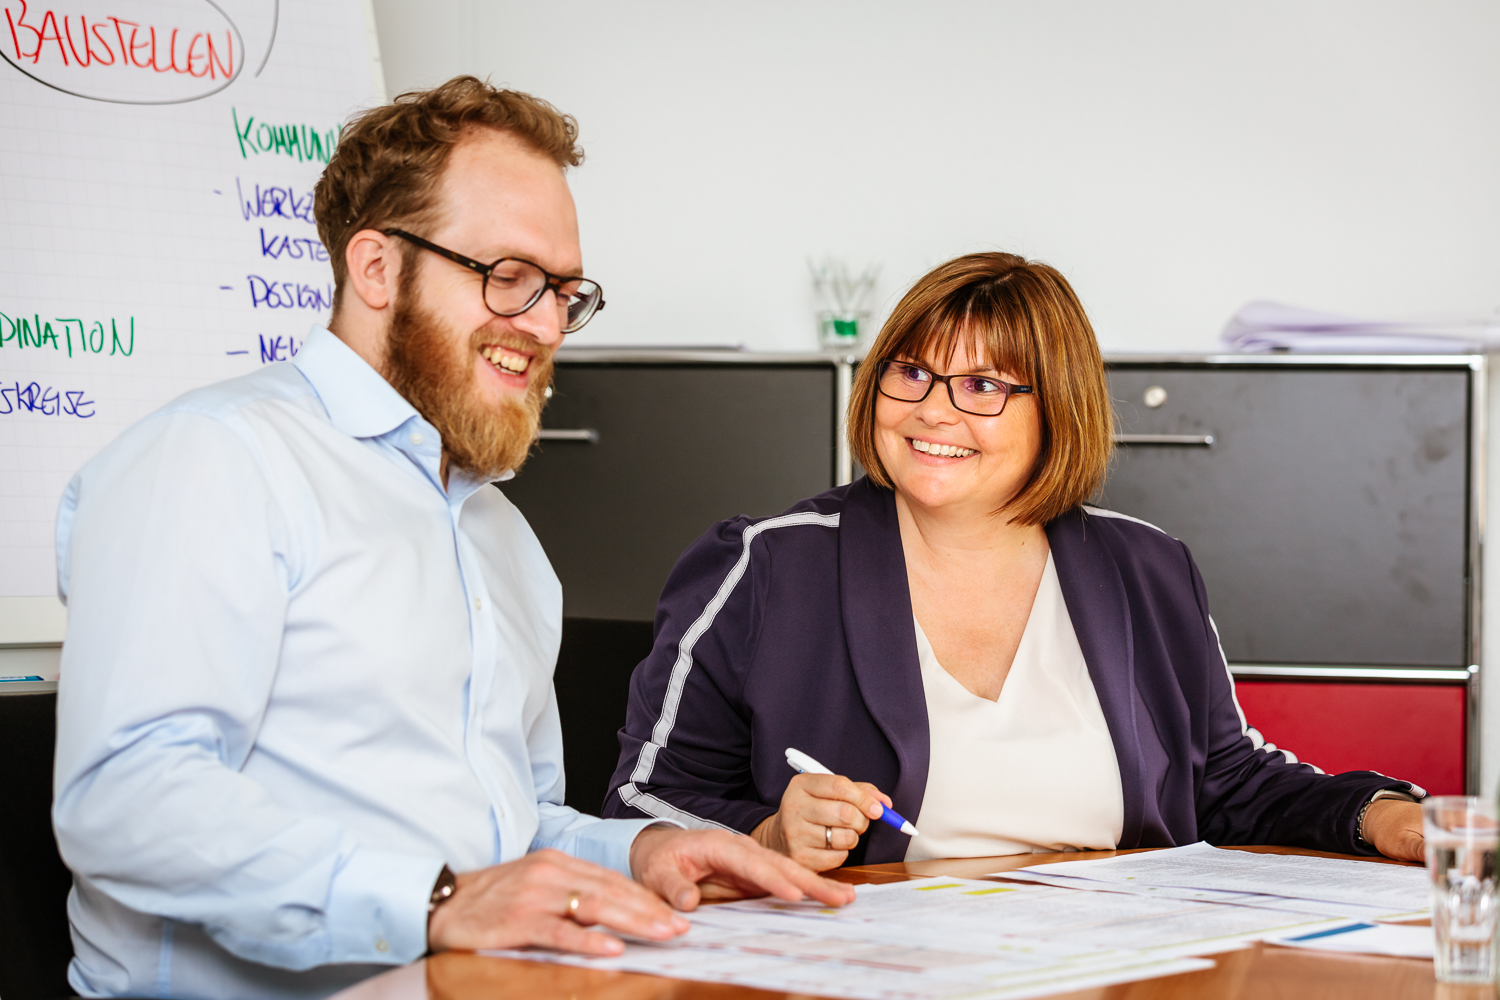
top-left (849, 252), bottom-right (1113, 526)
top-left (313, 76), bottom-right (583, 317)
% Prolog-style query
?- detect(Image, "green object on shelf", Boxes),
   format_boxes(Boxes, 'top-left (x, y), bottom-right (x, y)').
top-left (820, 314), bottom-right (860, 347)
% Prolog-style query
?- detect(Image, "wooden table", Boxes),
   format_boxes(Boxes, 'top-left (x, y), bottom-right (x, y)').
top-left (333, 847), bottom-right (1492, 1000)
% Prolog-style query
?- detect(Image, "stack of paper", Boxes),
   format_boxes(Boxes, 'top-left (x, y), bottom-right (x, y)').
top-left (489, 866), bottom-right (1418, 1000)
top-left (1220, 301), bottom-right (1499, 354)
top-left (487, 845), bottom-right (1430, 999)
top-left (998, 842), bottom-right (1428, 919)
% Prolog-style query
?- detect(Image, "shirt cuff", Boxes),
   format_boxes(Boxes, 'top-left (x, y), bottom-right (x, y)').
top-left (326, 848), bottom-right (445, 964)
top-left (572, 817), bottom-right (685, 877)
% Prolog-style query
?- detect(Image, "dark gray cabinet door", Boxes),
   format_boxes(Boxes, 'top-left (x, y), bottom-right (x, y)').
top-left (500, 363), bottom-right (838, 621)
top-left (1099, 366), bottom-right (1471, 667)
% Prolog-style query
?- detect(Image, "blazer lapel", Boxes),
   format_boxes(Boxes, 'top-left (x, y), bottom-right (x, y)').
top-left (838, 480), bottom-right (929, 862)
top-left (1048, 509), bottom-right (1145, 849)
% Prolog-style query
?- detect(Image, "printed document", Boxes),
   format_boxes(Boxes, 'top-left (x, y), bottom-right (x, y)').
top-left (486, 876), bottom-right (1374, 999)
top-left (1000, 870), bottom-right (1410, 920)
top-left (1262, 920), bottom-right (1434, 959)
top-left (1002, 842), bottom-right (1428, 913)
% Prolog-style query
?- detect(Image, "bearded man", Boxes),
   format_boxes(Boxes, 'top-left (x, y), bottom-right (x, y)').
top-left (49, 78), bottom-right (851, 1000)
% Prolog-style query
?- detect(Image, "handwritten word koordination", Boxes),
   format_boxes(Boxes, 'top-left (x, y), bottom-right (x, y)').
top-left (4, 3), bottom-right (234, 78)
top-left (0, 312), bottom-right (134, 357)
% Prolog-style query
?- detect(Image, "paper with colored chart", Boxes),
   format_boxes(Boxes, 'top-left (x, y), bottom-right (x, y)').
top-left (0, 0), bottom-right (382, 601)
top-left (486, 876), bottom-right (1383, 999)
top-left (1263, 920), bottom-right (1434, 959)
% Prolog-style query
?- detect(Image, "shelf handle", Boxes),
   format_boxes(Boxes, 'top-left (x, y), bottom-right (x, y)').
top-left (537, 429), bottom-right (599, 444)
top-left (1114, 433), bottom-right (1214, 447)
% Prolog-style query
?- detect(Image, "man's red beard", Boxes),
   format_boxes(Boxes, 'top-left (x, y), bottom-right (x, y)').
top-left (382, 283), bottom-right (554, 481)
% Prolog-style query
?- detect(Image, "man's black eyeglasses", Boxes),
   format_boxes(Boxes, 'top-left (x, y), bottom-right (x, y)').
top-left (385, 229), bottom-right (606, 334)
top-left (876, 361), bottom-right (1033, 416)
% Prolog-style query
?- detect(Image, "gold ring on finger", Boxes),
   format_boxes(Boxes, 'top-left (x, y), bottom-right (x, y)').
top-left (825, 826), bottom-right (833, 850)
top-left (567, 891), bottom-right (581, 918)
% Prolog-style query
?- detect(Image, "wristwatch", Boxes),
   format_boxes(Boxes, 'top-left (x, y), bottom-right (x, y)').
top-left (428, 865), bottom-right (457, 917)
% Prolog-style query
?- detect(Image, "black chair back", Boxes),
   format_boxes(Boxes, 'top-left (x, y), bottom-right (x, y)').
top-left (0, 691), bottom-right (74, 1000)
top-left (553, 618), bottom-right (656, 815)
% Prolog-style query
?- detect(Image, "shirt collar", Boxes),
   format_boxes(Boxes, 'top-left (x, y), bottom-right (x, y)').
top-left (292, 325), bottom-right (517, 488)
top-left (293, 325), bottom-right (419, 440)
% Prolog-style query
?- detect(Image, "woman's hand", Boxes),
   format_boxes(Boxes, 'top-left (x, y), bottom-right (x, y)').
top-left (1363, 799), bottom-right (1424, 863)
top-left (751, 773), bottom-right (893, 871)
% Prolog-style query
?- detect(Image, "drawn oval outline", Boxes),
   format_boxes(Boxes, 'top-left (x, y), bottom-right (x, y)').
top-left (0, 0), bottom-right (251, 105)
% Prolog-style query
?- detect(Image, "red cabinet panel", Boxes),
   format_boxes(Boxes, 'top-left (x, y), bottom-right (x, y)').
top-left (1231, 681), bottom-right (1466, 795)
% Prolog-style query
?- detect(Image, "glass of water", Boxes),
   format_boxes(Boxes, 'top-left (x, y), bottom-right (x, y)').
top-left (1424, 795), bottom-right (1499, 983)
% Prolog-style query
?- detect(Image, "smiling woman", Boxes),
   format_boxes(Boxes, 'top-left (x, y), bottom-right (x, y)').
top-left (603, 252), bottom-right (1428, 871)
top-left (850, 254), bottom-right (1111, 525)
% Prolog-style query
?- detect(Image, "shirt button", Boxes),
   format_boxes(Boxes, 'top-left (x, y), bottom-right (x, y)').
top-left (375, 937), bottom-right (389, 953)
top-left (474, 598), bottom-right (482, 611)
top-left (410, 432), bottom-right (423, 445)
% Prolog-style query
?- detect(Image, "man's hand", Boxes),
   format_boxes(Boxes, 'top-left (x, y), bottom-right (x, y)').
top-left (1363, 799), bottom-right (1424, 863)
top-left (426, 849), bottom-right (689, 956)
top-left (751, 773), bottom-right (891, 872)
top-left (629, 824), bottom-right (857, 911)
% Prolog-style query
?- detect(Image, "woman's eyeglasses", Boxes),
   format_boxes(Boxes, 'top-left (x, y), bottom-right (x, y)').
top-left (876, 361), bottom-right (1032, 416)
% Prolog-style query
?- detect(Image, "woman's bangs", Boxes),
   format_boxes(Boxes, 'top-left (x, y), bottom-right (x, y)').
top-left (885, 301), bottom-right (1029, 382)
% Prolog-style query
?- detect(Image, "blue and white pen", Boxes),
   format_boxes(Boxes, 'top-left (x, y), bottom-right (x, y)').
top-left (784, 747), bottom-right (920, 837)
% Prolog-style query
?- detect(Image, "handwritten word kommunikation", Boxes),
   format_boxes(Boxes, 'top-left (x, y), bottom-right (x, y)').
top-left (236, 179), bottom-right (317, 224)
top-left (248, 276), bottom-right (332, 311)
top-left (0, 312), bottom-right (134, 357)
top-left (233, 108), bottom-right (340, 165)
top-left (4, 2), bottom-right (234, 78)
top-left (0, 380), bottom-right (95, 418)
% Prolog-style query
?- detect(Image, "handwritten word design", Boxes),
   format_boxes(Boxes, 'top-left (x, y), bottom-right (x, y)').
top-left (233, 108), bottom-right (339, 165)
top-left (2, 1), bottom-right (243, 104)
top-left (0, 380), bottom-right (95, 418)
top-left (247, 276), bottom-right (332, 311)
top-left (0, 312), bottom-right (135, 357)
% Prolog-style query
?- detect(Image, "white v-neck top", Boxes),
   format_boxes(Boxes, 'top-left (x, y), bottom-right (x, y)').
top-left (905, 552), bottom-right (1124, 861)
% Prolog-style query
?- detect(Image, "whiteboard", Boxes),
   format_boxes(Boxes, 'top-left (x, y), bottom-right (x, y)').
top-left (0, 0), bottom-right (384, 641)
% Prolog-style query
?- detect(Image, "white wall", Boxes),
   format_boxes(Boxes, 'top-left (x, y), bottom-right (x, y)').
top-left (372, 1), bottom-right (1500, 791)
top-left (371, 0), bottom-right (1500, 354)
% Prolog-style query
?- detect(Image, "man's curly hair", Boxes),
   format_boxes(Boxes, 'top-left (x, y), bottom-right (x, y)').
top-left (314, 76), bottom-right (583, 316)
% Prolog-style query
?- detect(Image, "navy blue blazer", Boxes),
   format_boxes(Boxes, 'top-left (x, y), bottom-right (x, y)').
top-left (602, 478), bottom-right (1418, 864)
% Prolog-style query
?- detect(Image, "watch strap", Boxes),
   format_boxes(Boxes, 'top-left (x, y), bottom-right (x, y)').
top-left (428, 864), bottom-right (457, 915)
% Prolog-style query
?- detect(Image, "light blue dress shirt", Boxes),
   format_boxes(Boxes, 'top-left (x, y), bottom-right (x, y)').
top-left (52, 327), bottom-right (660, 999)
